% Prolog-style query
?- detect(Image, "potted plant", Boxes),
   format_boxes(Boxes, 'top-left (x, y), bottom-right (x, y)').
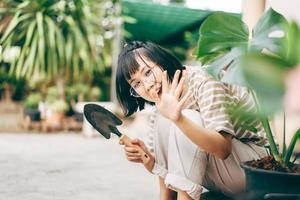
top-left (196, 8), bottom-right (300, 198)
top-left (47, 86), bottom-right (68, 118)
top-left (50, 99), bottom-right (68, 119)
top-left (23, 92), bottom-right (41, 121)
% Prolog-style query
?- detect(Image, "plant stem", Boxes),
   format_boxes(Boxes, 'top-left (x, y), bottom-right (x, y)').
top-left (292, 152), bottom-right (300, 164)
top-left (250, 89), bottom-right (281, 163)
top-left (282, 111), bottom-right (287, 157)
top-left (261, 117), bottom-right (282, 162)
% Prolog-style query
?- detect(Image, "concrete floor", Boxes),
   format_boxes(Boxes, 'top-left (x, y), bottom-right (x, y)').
top-left (0, 133), bottom-right (159, 200)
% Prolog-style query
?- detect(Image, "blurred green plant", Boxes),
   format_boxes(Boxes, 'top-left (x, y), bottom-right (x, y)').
top-left (0, 66), bottom-right (26, 101)
top-left (197, 8), bottom-right (300, 167)
top-left (23, 92), bottom-right (41, 109)
top-left (0, 0), bottom-right (118, 106)
top-left (50, 99), bottom-right (68, 113)
top-left (0, 0), bottom-right (107, 80)
top-left (46, 86), bottom-right (59, 104)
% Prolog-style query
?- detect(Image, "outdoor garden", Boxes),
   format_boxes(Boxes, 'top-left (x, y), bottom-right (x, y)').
top-left (0, 0), bottom-right (300, 200)
top-left (0, 0), bottom-right (118, 132)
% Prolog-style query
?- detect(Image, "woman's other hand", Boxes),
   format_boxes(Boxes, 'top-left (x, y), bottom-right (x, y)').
top-left (154, 70), bottom-right (191, 122)
top-left (119, 138), bottom-right (155, 171)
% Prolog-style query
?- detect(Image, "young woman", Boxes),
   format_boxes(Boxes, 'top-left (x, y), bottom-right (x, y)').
top-left (116, 41), bottom-right (268, 200)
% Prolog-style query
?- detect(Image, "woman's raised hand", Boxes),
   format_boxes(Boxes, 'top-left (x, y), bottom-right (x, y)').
top-left (154, 70), bottom-right (191, 122)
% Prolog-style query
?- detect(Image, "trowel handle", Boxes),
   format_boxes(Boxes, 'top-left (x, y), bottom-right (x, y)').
top-left (120, 134), bottom-right (151, 167)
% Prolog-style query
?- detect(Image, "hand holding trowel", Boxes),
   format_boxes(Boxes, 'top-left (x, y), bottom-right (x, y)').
top-left (83, 103), bottom-right (153, 171)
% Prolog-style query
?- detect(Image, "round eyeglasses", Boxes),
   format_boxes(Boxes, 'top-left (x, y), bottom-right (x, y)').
top-left (129, 67), bottom-right (159, 98)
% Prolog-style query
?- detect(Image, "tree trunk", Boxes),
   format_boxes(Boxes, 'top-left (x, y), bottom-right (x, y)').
top-left (56, 75), bottom-right (65, 101)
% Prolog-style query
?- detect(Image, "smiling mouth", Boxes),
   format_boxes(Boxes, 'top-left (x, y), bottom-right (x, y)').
top-left (154, 83), bottom-right (162, 96)
top-left (150, 83), bottom-right (162, 97)
top-left (157, 86), bottom-right (162, 96)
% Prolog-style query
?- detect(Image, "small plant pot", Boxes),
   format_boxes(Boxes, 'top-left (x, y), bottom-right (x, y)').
top-left (24, 108), bottom-right (41, 121)
top-left (241, 163), bottom-right (300, 197)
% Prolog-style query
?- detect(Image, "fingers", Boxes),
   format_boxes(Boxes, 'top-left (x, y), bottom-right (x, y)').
top-left (170, 70), bottom-right (180, 94)
top-left (178, 90), bottom-right (192, 108)
top-left (127, 157), bottom-right (143, 163)
top-left (124, 146), bottom-right (139, 153)
top-left (162, 71), bottom-right (169, 93)
top-left (131, 138), bottom-right (145, 147)
top-left (131, 139), bottom-right (148, 153)
top-left (174, 70), bottom-right (186, 99)
top-left (120, 138), bottom-right (147, 163)
top-left (124, 146), bottom-right (143, 163)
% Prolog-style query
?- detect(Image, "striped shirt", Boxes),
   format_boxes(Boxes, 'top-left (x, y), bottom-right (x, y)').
top-left (146, 66), bottom-right (267, 153)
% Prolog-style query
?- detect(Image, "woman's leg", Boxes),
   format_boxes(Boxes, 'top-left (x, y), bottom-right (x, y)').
top-left (177, 190), bottom-right (193, 200)
top-left (159, 177), bottom-right (176, 200)
top-left (153, 114), bottom-right (176, 199)
top-left (203, 138), bottom-right (268, 196)
top-left (164, 109), bottom-right (208, 200)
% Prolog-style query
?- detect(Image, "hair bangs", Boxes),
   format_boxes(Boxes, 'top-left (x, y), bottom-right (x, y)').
top-left (120, 49), bottom-right (142, 81)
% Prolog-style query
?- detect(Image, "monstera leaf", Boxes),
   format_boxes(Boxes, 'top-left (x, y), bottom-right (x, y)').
top-left (240, 21), bottom-right (300, 115)
top-left (197, 8), bottom-right (288, 86)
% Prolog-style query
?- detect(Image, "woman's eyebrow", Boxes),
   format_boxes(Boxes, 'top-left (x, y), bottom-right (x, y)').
top-left (128, 78), bottom-right (135, 84)
top-left (128, 65), bottom-right (147, 84)
top-left (141, 65), bottom-right (147, 73)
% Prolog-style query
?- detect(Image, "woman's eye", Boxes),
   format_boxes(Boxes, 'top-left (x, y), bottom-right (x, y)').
top-left (132, 82), bottom-right (140, 89)
top-left (145, 69), bottom-right (151, 77)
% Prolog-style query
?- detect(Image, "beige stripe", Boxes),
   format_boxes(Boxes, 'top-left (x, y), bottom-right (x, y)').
top-left (200, 101), bottom-right (226, 115)
top-left (199, 87), bottom-right (225, 98)
top-left (207, 115), bottom-right (231, 123)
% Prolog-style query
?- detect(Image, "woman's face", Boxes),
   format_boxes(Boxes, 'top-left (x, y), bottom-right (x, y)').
top-left (127, 55), bottom-right (164, 103)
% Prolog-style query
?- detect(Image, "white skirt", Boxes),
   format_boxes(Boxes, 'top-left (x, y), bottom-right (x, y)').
top-left (151, 109), bottom-right (268, 200)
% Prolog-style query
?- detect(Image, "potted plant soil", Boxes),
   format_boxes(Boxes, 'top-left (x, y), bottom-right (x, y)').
top-left (196, 8), bottom-right (300, 198)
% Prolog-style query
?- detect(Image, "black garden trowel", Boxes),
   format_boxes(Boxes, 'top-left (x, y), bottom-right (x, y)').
top-left (83, 103), bottom-right (151, 167)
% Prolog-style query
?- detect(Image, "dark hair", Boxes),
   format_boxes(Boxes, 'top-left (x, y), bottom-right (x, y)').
top-left (116, 41), bottom-right (185, 116)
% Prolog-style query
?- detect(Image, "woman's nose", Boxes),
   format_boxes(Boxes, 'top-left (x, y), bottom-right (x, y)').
top-left (143, 80), bottom-right (153, 91)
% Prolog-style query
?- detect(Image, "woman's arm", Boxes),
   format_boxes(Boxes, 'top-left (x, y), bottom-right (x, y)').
top-left (174, 114), bottom-right (232, 160)
top-left (155, 70), bottom-right (232, 160)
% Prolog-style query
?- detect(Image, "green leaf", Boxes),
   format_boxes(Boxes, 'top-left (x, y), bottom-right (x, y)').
top-left (15, 45), bottom-right (27, 78)
top-left (251, 8), bottom-right (288, 57)
top-left (22, 34), bottom-right (38, 77)
top-left (197, 8), bottom-right (288, 86)
top-left (36, 12), bottom-right (45, 75)
top-left (197, 12), bottom-right (248, 62)
top-left (286, 21), bottom-right (300, 66)
top-left (0, 11), bottom-right (21, 44)
top-left (241, 54), bottom-right (287, 114)
top-left (54, 27), bottom-right (65, 68)
top-left (221, 57), bottom-right (247, 86)
top-left (284, 129), bottom-right (300, 165)
top-left (205, 47), bottom-right (247, 85)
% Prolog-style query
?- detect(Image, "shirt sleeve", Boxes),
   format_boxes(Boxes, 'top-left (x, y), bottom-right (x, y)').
top-left (195, 77), bottom-right (235, 136)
